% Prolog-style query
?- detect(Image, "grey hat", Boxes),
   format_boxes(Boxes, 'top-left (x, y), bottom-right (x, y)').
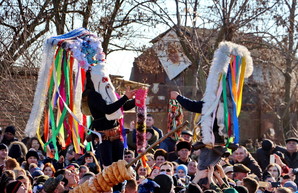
top-left (43, 174), bottom-right (64, 193)
top-left (181, 130), bottom-right (193, 136)
top-left (285, 137), bottom-right (298, 143)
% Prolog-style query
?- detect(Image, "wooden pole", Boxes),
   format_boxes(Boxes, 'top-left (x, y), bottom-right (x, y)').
top-left (126, 120), bottom-right (189, 168)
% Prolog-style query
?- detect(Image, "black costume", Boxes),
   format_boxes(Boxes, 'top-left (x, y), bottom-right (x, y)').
top-left (87, 90), bottom-right (135, 166)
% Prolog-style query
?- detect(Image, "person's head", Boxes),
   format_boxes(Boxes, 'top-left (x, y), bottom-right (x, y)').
top-left (124, 149), bottom-right (135, 163)
top-left (124, 179), bottom-right (137, 193)
top-left (43, 174), bottom-right (65, 193)
top-left (55, 169), bottom-right (77, 187)
top-left (233, 164), bottom-right (251, 180)
top-left (0, 143), bottom-right (8, 160)
top-left (84, 151), bottom-right (96, 164)
top-left (233, 146), bottom-right (248, 163)
top-left (25, 150), bottom-right (39, 164)
top-left (4, 158), bottom-right (20, 170)
top-left (261, 139), bottom-right (275, 151)
top-left (4, 126), bottom-right (16, 140)
top-left (176, 141), bottom-right (191, 161)
top-left (135, 163), bottom-right (151, 178)
top-left (285, 138), bottom-right (298, 154)
top-left (79, 165), bottom-right (89, 179)
top-left (243, 177), bottom-right (259, 193)
top-left (154, 149), bottom-right (167, 167)
top-left (180, 130), bottom-right (193, 143)
top-left (146, 114), bottom-right (154, 127)
top-left (160, 161), bottom-right (174, 176)
top-left (8, 142), bottom-right (28, 162)
top-left (265, 163), bottom-right (281, 180)
top-left (43, 163), bottom-right (56, 177)
top-left (223, 165), bottom-right (234, 180)
top-left (65, 146), bottom-right (75, 161)
top-left (187, 159), bottom-right (198, 175)
top-left (16, 175), bottom-right (32, 192)
top-left (13, 167), bottom-right (26, 178)
top-left (27, 137), bottom-right (41, 151)
top-left (6, 180), bottom-right (27, 193)
top-left (146, 153), bottom-right (155, 167)
top-left (78, 172), bottom-right (95, 185)
top-left (153, 174), bottom-right (174, 193)
top-left (176, 164), bottom-right (188, 178)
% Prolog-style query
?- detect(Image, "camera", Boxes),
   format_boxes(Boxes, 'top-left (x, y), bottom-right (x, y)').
top-left (270, 182), bottom-right (281, 188)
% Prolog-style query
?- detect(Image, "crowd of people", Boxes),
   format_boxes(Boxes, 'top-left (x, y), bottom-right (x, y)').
top-left (0, 118), bottom-right (297, 193)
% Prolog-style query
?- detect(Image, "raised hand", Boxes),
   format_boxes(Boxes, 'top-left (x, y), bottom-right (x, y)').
top-left (170, 91), bottom-right (180, 99)
top-left (125, 87), bottom-right (136, 99)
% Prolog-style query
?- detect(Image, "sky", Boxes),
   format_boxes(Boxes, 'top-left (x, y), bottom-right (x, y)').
top-left (106, 50), bottom-right (137, 80)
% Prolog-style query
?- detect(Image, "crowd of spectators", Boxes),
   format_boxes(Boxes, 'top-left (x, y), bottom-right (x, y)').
top-left (0, 122), bottom-right (297, 193)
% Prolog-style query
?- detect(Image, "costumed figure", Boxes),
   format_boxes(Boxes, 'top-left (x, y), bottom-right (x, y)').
top-left (172, 41), bottom-right (253, 169)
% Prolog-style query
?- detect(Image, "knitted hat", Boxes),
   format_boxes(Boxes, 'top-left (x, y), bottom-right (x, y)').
top-left (26, 150), bottom-right (39, 160)
top-left (233, 164), bottom-right (251, 173)
top-left (262, 139), bottom-right (274, 151)
top-left (0, 143), bottom-right (8, 151)
top-left (5, 126), bottom-right (16, 135)
top-left (176, 141), bottom-right (192, 152)
top-left (43, 174), bottom-right (64, 193)
top-left (32, 170), bottom-right (44, 178)
top-left (283, 181), bottom-right (297, 191)
top-left (153, 174), bottom-right (174, 193)
top-left (176, 164), bottom-right (188, 174)
top-left (6, 181), bottom-right (22, 193)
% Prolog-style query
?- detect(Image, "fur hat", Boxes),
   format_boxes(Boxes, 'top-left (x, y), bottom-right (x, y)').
top-left (154, 149), bottom-right (167, 160)
top-left (6, 181), bottom-right (22, 193)
top-left (176, 141), bottom-right (192, 152)
top-left (233, 164), bottom-right (251, 173)
top-left (26, 150), bottom-right (39, 160)
top-left (0, 143), bottom-right (8, 151)
top-left (154, 174), bottom-right (174, 193)
top-left (5, 126), bottom-right (16, 135)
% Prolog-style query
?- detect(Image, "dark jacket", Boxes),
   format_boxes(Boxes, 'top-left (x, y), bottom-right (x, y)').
top-left (233, 153), bottom-right (262, 179)
top-left (176, 95), bottom-right (204, 113)
top-left (87, 91), bottom-right (135, 131)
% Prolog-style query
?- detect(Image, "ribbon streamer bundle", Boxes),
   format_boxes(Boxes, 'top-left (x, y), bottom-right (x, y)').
top-left (199, 41), bottom-right (253, 146)
top-left (25, 28), bottom-right (106, 159)
top-left (135, 88), bottom-right (148, 167)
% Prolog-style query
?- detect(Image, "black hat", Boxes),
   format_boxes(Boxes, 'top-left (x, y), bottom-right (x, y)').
top-left (233, 164), bottom-right (251, 173)
top-left (262, 139), bottom-right (274, 151)
top-left (8, 144), bottom-right (22, 159)
top-left (153, 174), bottom-right (174, 193)
top-left (176, 141), bottom-right (192, 152)
top-left (0, 143), bottom-right (8, 151)
top-left (181, 130), bottom-right (193, 136)
top-left (34, 175), bottom-right (50, 185)
top-left (5, 126), bottom-right (16, 135)
top-left (285, 137), bottom-right (298, 143)
top-left (43, 174), bottom-right (64, 193)
top-left (26, 150), bottom-right (39, 160)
